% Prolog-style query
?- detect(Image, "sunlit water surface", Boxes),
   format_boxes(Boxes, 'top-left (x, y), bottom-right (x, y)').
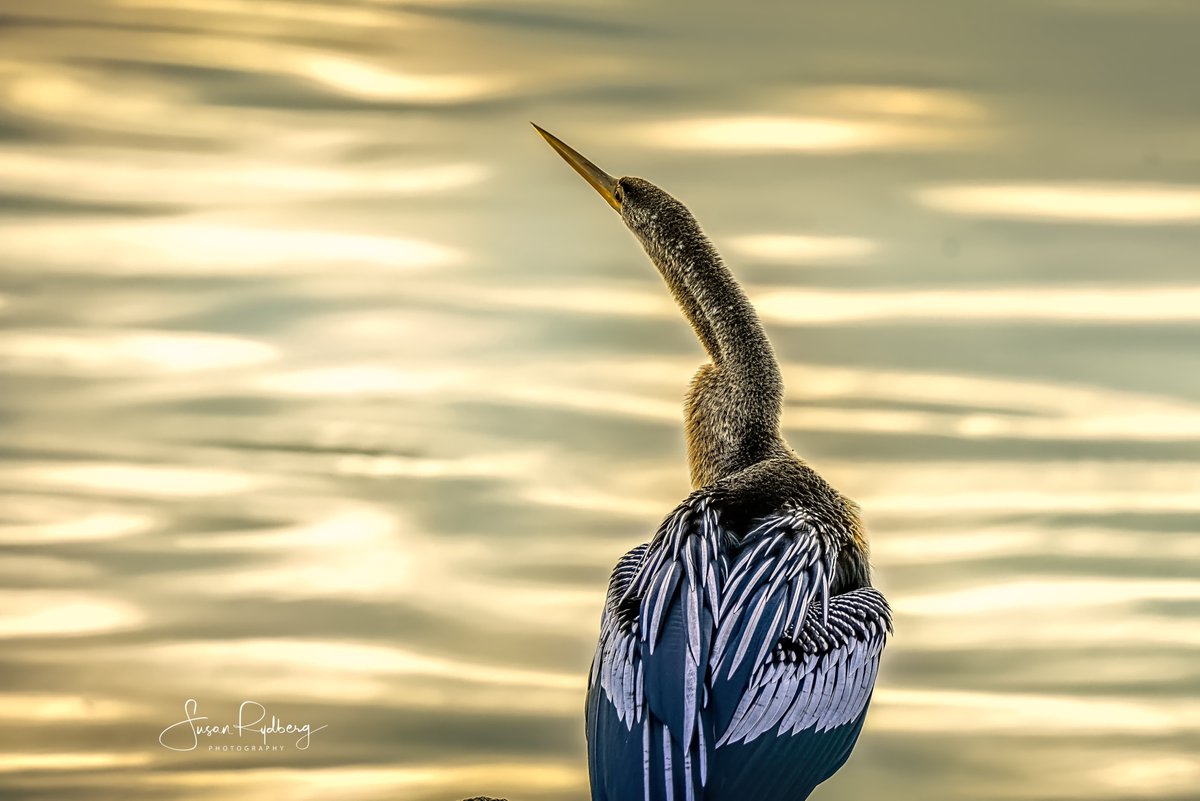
top-left (1, 1), bottom-right (1198, 799)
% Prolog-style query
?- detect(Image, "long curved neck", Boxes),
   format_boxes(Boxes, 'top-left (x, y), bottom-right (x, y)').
top-left (635, 212), bottom-right (787, 488)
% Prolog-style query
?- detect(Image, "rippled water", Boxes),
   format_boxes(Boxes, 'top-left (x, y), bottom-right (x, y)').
top-left (1, 1), bottom-right (1199, 799)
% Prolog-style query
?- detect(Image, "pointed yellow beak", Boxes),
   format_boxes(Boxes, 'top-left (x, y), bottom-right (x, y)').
top-left (532, 123), bottom-right (621, 212)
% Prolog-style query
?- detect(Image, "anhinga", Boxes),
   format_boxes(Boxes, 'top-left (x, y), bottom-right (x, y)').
top-left (534, 124), bottom-right (891, 801)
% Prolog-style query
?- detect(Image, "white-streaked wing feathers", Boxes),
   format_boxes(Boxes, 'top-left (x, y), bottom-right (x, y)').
top-left (591, 542), bottom-right (647, 726)
top-left (726, 587), bottom-right (890, 744)
top-left (586, 492), bottom-right (891, 801)
top-left (626, 495), bottom-right (726, 800)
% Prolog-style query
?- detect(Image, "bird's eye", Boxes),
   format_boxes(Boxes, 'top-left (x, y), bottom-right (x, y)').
top-left (613, 185), bottom-right (623, 204)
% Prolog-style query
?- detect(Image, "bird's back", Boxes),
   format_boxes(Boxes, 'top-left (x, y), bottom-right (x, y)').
top-left (586, 458), bottom-right (890, 801)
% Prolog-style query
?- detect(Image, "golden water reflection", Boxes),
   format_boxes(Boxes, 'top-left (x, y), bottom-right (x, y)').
top-left (1, 1), bottom-right (1198, 801)
top-left (917, 183), bottom-right (1200, 224)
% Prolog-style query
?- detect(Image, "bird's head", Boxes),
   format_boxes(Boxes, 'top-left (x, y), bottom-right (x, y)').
top-left (532, 123), bottom-right (698, 253)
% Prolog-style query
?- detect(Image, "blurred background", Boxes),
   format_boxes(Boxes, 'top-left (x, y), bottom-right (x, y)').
top-left (1, 1), bottom-right (1198, 799)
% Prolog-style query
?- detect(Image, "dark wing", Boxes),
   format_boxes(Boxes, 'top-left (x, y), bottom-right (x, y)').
top-left (586, 499), bottom-right (891, 801)
top-left (586, 542), bottom-right (646, 801)
top-left (707, 508), bottom-right (891, 799)
top-left (586, 494), bottom-right (728, 801)
top-left (718, 588), bottom-right (889, 742)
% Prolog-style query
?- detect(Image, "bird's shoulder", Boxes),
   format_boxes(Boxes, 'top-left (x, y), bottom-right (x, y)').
top-left (599, 456), bottom-right (866, 619)
top-left (682, 456), bottom-right (858, 551)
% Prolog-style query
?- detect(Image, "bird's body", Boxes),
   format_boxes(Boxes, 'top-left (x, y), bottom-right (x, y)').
top-left (535, 125), bottom-right (891, 801)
